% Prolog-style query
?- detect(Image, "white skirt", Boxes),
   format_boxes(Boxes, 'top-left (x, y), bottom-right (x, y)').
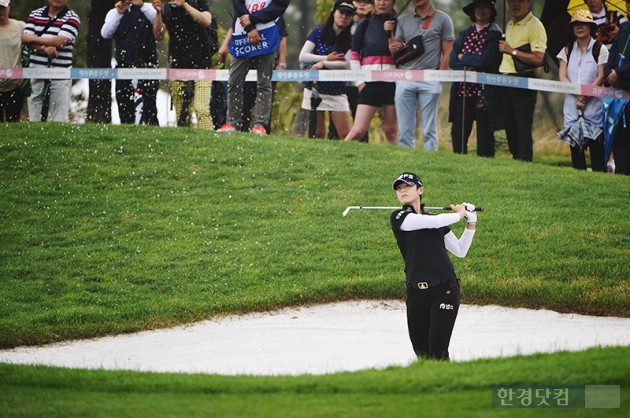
top-left (301, 88), bottom-right (350, 112)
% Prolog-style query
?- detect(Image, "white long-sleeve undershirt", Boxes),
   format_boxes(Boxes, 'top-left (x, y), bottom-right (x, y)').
top-left (101, 4), bottom-right (156, 40)
top-left (400, 212), bottom-right (461, 231)
top-left (298, 41), bottom-right (350, 69)
top-left (444, 229), bottom-right (475, 258)
top-left (400, 212), bottom-right (475, 258)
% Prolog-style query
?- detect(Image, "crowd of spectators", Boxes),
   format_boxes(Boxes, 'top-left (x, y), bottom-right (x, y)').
top-left (1, 0), bottom-right (629, 174)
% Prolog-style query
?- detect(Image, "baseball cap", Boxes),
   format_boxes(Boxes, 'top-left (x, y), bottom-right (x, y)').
top-left (392, 172), bottom-right (423, 190)
top-left (334, 0), bottom-right (357, 14)
top-left (0, 0), bottom-right (10, 7)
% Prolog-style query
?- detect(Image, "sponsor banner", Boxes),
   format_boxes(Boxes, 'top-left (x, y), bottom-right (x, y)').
top-left (214, 69), bottom-right (230, 82)
top-left (117, 68), bottom-right (167, 80)
top-left (530, 78), bottom-right (580, 95)
top-left (477, 72), bottom-right (527, 89)
top-left (582, 84), bottom-right (630, 99)
top-left (271, 70), bottom-right (318, 82)
top-left (0, 67), bottom-right (23, 79)
top-left (425, 69), bottom-right (468, 83)
top-left (372, 70), bottom-right (422, 81)
top-left (71, 68), bottom-right (116, 80)
top-left (318, 70), bottom-right (363, 82)
top-left (23, 67), bottom-right (71, 79)
top-left (1, 68), bottom-right (629, 99)
top-left (167, 69), bottom-right (215, 81)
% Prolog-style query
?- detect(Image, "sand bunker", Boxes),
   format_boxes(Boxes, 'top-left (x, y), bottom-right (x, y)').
top-left (1, 301), bottom-right (629, 376)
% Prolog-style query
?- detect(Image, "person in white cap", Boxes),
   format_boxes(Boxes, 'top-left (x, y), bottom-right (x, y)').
top-left (390, 172), bottom-right (477, 360)
top-left (0, 0), bottom-right (26, 122)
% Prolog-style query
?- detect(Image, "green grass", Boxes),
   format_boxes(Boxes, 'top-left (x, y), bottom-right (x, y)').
top-left (1, 347), bottom-right (628, 417)
top-left (0, 123), bottom-right (628, 349)
top-left (0, 122), bottom-right (628, 416)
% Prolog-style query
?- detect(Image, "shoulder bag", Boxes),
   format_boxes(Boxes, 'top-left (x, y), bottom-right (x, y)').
top-left (393, 8), bottom-right (437, 67)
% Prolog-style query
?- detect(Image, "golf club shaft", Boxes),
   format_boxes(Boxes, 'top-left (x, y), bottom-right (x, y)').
top-left (342, 205), bottom-right (484, 217)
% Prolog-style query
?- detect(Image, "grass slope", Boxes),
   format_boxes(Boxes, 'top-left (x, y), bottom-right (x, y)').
top-left (0, 123), bottom-right (628, 349)
top-left (1, 346), bottom-right (628, 417)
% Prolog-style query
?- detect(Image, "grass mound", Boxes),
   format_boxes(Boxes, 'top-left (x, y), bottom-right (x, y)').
top-left (0, 123), bottom-right (628, 349)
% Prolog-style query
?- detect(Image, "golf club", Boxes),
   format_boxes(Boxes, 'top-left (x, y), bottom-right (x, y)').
top-left (342, 205), bottom-right (485, 217)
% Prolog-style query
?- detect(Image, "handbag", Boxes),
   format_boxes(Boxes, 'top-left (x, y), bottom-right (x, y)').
top-left (393, 35), bottom-right (425, 66)
top-left (476, 86), bottom-right (489, 111)
top-left (393, 7), bottom-right (437, 67)
top-left (512, 44), bottom-right (550, 74)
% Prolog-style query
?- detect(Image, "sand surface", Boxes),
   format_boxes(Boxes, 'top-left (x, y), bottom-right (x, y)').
top-left (1, 301), bottom-right (629, 376)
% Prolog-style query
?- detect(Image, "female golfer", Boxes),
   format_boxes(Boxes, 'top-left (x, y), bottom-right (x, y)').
top-left (390, 172), bottom-right (476, 360)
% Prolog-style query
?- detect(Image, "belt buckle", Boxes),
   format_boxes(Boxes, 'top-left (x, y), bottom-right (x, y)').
top-left (417, 282), bottom-right (429, 290)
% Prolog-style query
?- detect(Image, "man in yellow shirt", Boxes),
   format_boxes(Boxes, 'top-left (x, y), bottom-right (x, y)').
top-left (498, 0), bottom-right (547, 162)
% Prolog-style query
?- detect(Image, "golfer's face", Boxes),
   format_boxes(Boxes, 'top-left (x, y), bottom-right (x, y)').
top-left (395, 183), bottom-right (421, 205)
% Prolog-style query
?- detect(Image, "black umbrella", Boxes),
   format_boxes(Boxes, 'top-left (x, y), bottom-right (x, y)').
top-left (308, 83), bottom-right (322, 138)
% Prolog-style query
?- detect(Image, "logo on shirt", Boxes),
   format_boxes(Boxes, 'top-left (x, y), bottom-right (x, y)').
top-left (439, 303), bottom-right (454, 311)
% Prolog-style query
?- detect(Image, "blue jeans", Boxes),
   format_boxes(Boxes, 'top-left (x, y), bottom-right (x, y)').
top-left (395, 81), bottom-right (442, 150)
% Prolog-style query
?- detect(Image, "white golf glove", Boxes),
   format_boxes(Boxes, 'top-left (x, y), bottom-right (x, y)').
top-left (463, 202), bottom-right (477, 224)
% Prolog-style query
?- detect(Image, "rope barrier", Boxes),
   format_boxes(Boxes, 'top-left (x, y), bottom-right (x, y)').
top-left (1, 67), bottom-right (629, 100)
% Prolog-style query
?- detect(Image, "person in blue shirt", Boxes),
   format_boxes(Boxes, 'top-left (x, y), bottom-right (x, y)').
top-left (299, 0), bottom-right (355, 139)
top-left (217, 0), bottom-right (289, 136)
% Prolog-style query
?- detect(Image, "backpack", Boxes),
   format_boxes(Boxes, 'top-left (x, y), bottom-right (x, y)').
top-left (565, 39), bottom-right (603, 63)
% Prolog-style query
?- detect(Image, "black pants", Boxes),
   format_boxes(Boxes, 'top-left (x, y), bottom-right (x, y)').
top-left (502, 86), bottom-right (537, 162)
top-left (612, 105), bottom-right (630, 175)
top-left (0, 87), bottom-right (24, 122)
top-left (450, 94), bottom-right (494, 157)
top-left (570, 134), bottom-right (605, 172)
top-left (116, 79), bottom-right (159, 125)
top-left (406, 281), bottom-right (460, 360)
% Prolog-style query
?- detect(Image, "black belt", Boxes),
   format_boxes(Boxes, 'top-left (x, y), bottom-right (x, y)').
top-left (407, 280), bottom-right (454, 290)
top-left (408, 281), bottom-right (430, 290)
